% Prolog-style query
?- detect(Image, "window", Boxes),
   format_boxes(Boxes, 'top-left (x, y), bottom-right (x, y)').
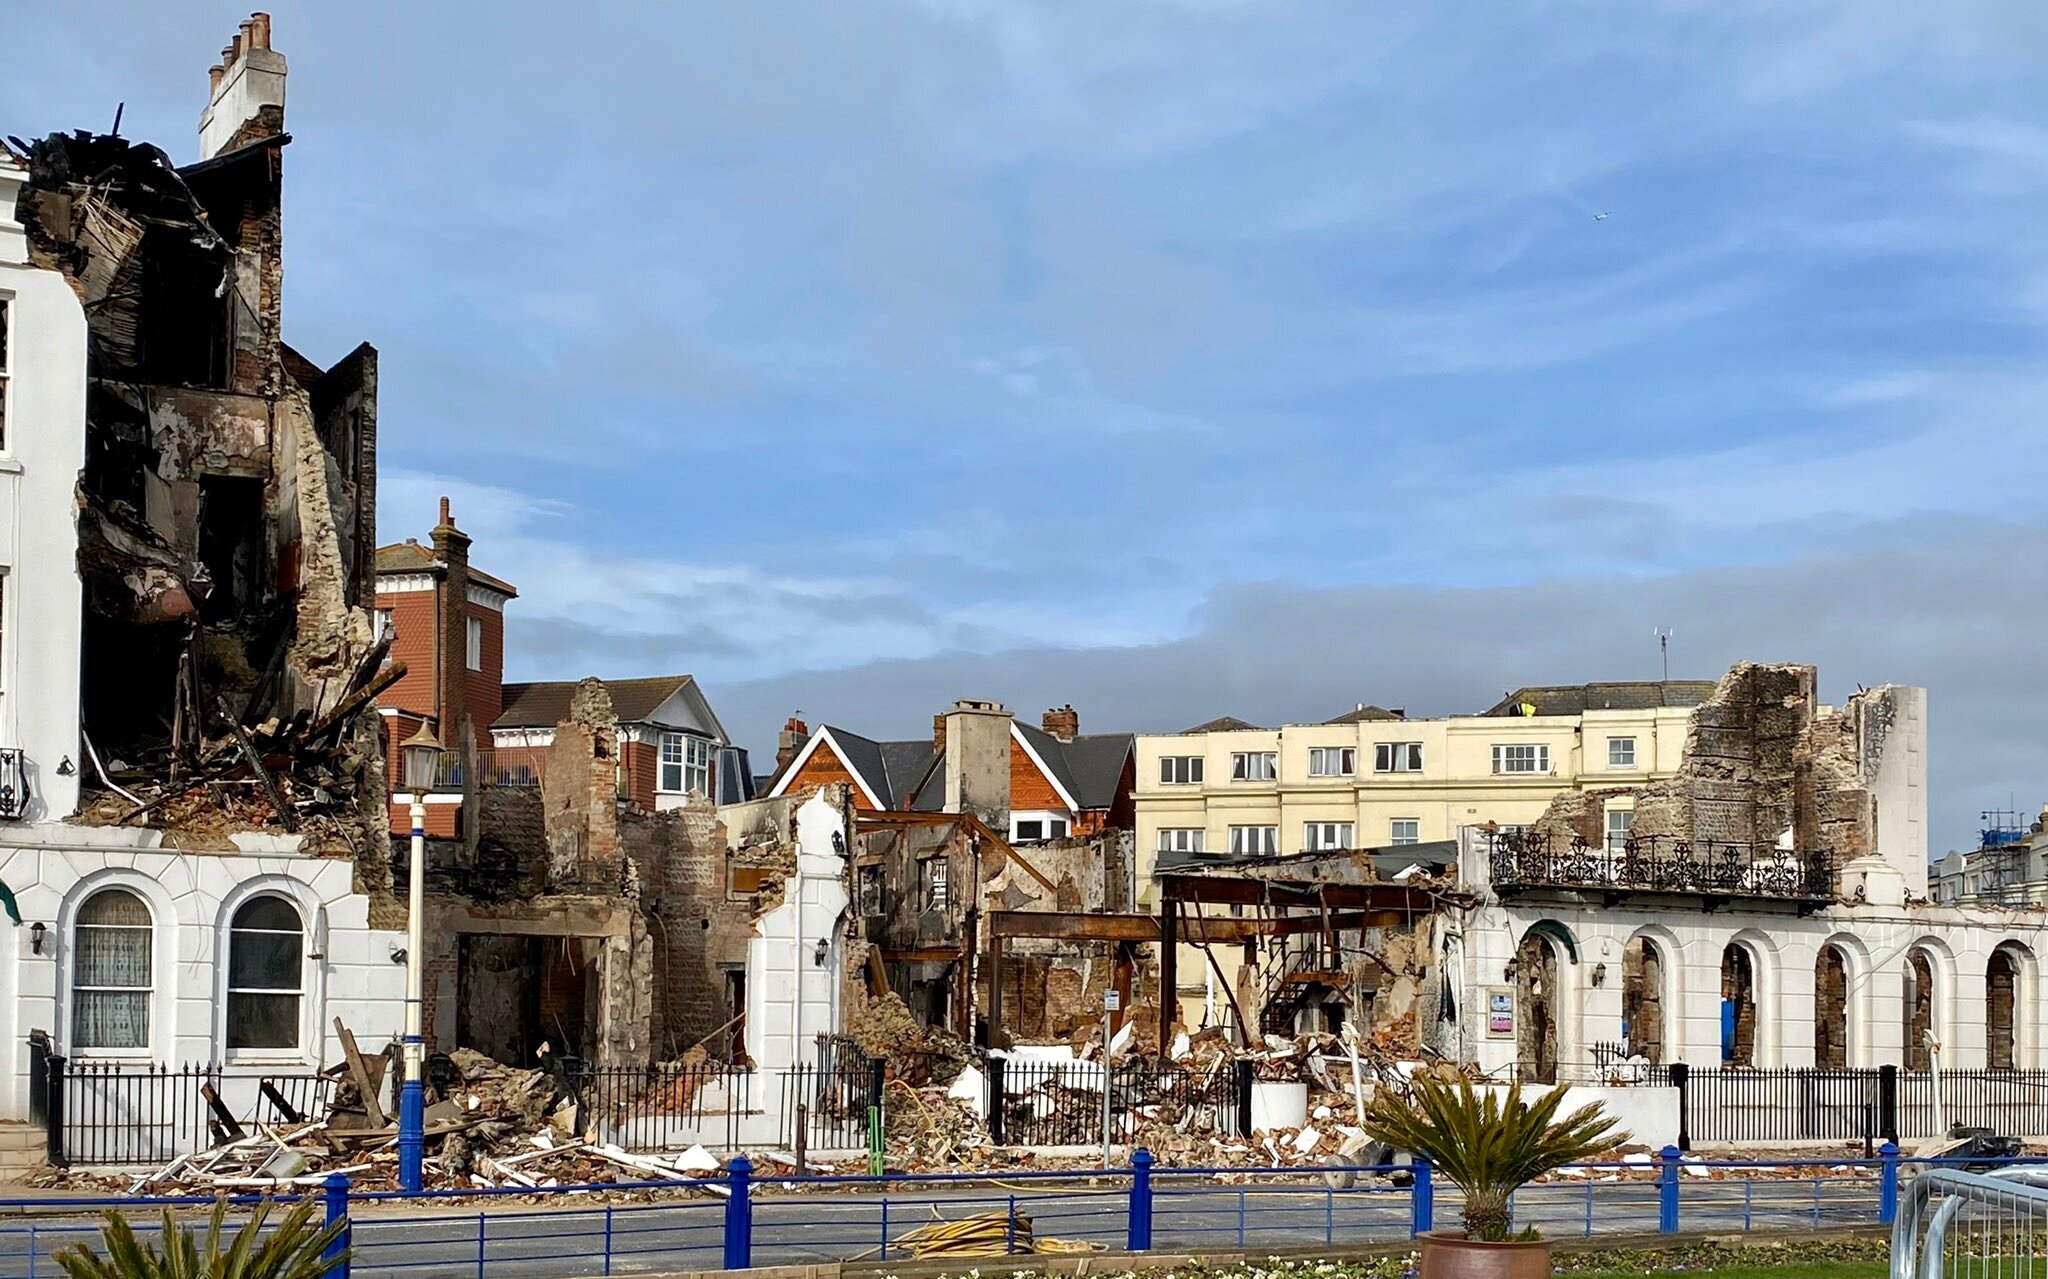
top-left (1011, 817), bottom-right (1069, 843)
top-left (0, 295), bottom-right (9, 450)
top-left (856, 865), bottom-right (885, 917)
top-left (1607, 808), bottom-right (1634, 851)
top-left (227, 896), bottom-right (304, 1051)
top-left (72, 889), bottom-right (153, 1051)
top-left (1374, 743), bottom-right (1423, 773)
top-left (1491, 743), bottom-right (1550, 774)
top-left (1159, 756), bottom-right (1204, 785)
top-left (375, 608), bottom-right (394, 662)
top-left (1015, 818), bottom-right (1044, 842)
top-left (659, 733), bottom-right (714, 796)
top-left (1157, 828), bottom-right (1206, 855)
top-left (464, 616), bottom-right (482, 671)
top-left (919, 856), bottom-right (949, 911)
top-left (1230, 751), bottom-right (1277, 782)
top-left (1228, 825), bottom-right (1278, 855)
top-left (1608, 737), bottom-right (1637, 769)
top-left (1390, 819), bottom-right (1420, 846)
top-left (1303, 822), bottom-right (1354, 851)
top-left (1308, 747), bottom-right (1356, 777)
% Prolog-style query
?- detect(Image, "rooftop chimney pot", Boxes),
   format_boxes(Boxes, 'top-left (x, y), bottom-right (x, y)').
top-left (439, 496), bottom-right (452, 527)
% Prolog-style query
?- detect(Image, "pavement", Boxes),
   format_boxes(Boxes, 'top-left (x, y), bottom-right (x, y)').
top-left (0, 1173), bottom-right (1891, 1279)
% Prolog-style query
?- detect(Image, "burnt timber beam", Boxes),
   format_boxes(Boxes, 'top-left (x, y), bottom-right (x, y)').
top-left (986, 909), bottom-right (1397, 942)
top-left (1150, 874), bottom-right (1466, 913)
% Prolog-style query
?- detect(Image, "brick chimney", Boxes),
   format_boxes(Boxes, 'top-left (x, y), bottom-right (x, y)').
top-left (932, 713), bottom-right (947, 754)
top-left (200, 13), bottom-right (286, 161)
top-left (776, 716), bottom-right (810, 774)
top-left (431, 497), bottom-right (472, 748)
top-left (1042, 704), bottom-right (1079, 742)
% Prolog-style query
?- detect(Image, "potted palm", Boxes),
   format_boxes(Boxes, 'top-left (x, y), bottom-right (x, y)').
top-left (56, 1196), bottom-right (347, 1279)
top-left (1363, 1072), bottom-right (1625, 1279)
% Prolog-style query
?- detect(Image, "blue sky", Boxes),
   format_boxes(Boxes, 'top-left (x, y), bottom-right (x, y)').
top-left (9, 1), bottom-right (2048, 850)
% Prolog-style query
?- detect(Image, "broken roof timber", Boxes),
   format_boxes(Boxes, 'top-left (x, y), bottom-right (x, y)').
top-left (986, 909), bottom-right (1402, 943)
top-left (1153, 873), bottom-right (1467, 914)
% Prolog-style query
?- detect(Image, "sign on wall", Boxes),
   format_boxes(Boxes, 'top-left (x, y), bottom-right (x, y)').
top-left (1486, 987), bottom-right (1515, 1038)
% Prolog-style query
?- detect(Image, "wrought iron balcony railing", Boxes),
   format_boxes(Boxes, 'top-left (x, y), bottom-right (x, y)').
top-left (0, 748), bottom-right (26, 819)
top-left (1485, 830), bottom-right (1834, 904)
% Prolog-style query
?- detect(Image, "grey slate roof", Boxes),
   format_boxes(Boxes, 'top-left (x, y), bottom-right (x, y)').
top-left (1480, 680), bottom-right (1719, 717)
top-left (495, 676), bottom-right (699, 729)
top-left (1322, 705), bottom-right (1405, 724)
top-left (1182, 716), bottom-right (1262, 734)
top-left (823, 722), bottom-right (1132, 814)
top-left (819, 727), bottom-right (937, 811)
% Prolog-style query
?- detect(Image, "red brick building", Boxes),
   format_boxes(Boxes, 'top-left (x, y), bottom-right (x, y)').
top-left (375, 499), bottom-right (739, 834)
top-left (768, 701), bottom-right (1135, 841)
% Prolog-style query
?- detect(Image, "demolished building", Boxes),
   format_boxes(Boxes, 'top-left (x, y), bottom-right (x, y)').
top-left (0, 14), bottom-right (405, 1154)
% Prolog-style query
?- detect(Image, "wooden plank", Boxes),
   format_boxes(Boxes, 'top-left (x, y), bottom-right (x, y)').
top-left (987, 909), bottom-right (1396, 942)
top-left (334, 1018), bottom-right (388, 1128)
top-left (217, 696), bottom-right (297, 833)
top-left (260, 1080), bottom-right (305, 1125)
top-left (199, 1083), bottom-right (247, 1144)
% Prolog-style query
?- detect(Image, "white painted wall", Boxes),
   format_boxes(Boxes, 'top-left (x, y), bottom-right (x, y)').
top-left (745, 789), bottom-right (850, 1071)
top-left (0, 824), bottom-right (406, 1120)
top-left (0, 158), bottom-right (86, 823)
top-left (1481, 1083), bottom-right (1681, 1151)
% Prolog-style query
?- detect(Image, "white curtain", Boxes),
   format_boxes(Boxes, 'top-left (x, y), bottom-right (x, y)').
top-left (73, 890), bottom-right (151, 1050)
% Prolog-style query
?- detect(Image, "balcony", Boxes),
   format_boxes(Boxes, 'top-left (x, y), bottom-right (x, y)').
top-left (427, 749), bottom-right (544, 793)
top-left (0, 748), bottom-right (23, 819)
top-left (1485, 831), bottom-right (1834, 910)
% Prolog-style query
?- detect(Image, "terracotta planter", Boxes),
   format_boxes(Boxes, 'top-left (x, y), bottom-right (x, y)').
top-left (1417, 1230), bottom-right (1553, 1279)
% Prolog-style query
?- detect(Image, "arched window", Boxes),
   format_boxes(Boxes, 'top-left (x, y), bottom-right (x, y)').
top-left (1989, 946), bottom-right (2024, 1070)
top-left (227, 897), bottom-right (304, 1051)
top-left (1815, 944), bottom-right (1851, 1069)
top-left (73, 889), bottom-right (153, 1051)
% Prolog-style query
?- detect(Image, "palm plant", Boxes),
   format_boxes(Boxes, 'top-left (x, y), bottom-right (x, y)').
top-left (1362, 1073), bottom-right (1626, 1242)
top-left (55, 1196), bottom-right (347, 1279)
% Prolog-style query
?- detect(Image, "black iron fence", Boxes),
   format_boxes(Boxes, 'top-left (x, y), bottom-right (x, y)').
top-left (1673, 1064), bottom-right (2048, 1149)
top-left (566, 1061), bottom-right (757, 1152)
top-left (38, 1058), bottom-right (344, 1167)
top-left (1487, 832), bottom-right (1833, 903)
top-left (779, 1058), bottom-right (883, 1152)
top-left (989, 1056), bottom-right (1245, 1147)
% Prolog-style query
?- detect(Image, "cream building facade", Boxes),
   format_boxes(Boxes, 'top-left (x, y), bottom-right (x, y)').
top-left (1133, 682), bottom-right (1717, 894)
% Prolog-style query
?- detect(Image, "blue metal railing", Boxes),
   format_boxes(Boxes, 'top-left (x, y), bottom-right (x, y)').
top-left (0, 1145), bottom-right (2005, 1279)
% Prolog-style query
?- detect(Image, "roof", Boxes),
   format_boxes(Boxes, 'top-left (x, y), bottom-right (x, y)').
top-left (374, 540), bottom-right (519, 598)
top-left (812, 728), bottom-right (938, 811)
top-left (1322, 705), bottom-right (1404, 724)
top-left (1481, 680), bottom-right (1720, 717)
top-left (495, 676), bottom-right (703, 729)
top-left (1182, 716), bottom-right (1262, 734)
top-left (789, 721), bottom-right (1134, 814)
top-left (279, 342), bottom-right (325, 391)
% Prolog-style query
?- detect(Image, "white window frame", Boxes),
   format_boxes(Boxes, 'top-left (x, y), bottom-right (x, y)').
top-left (1607, 807), bottom-right (1634, 851)
top-left (1308, 747), bottom-right (1356, 778)
top-left (1159, 755), bottom-right (1204, 785)
top-left (1374, 742), bottom-right (1423, 773)
top-left (659, 732), bottom-right (714, 797)
top-left (464, 615), bottom-right (483, 671)
top-left (71, 887), bottom-right (154, 1055)
top-left (1389, 818), bottom-right (1420, 846)
top-left (1228, 825), bottom-right (1278, 855)
top-left (225, 895), bottom-right (306, 1055)
top-left (0, 294), bottom-right (11, 452)
top-left (1608, 736), bottom-right (1637, 770)
top-left (1230, 751), bottom-right (1277, 782)
top-left (920, 856), bottom-right (949, 911)
top-left (1491, 743), bottom-right (1550, 775)
top-left (1156, 828), bottom-right (1206, 855)
top-left (1302, 821), bottom-right (1354, 852)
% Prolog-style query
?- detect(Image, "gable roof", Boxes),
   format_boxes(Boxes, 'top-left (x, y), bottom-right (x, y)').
top-left (1182, 716), bottom-right (1261, 734)
top-left (1323, 705), bottom-right (1404, 724)
top-left (1481, 680), bottom-right (1719, 717)
top-left (782, 727), bottom-right (937, 811)
top-left (1018, 725), bottom-right (1134, 811)
top-left (374, 540), bottom-right (520, 598)
top-left (495, 675), bottom-right (706, 730)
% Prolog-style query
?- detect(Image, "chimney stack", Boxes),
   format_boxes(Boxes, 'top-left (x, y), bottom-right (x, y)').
top-left (932, 713), bottom-right (947, 754)
top-left (431, 497), bottom-right (474, 749)
top-left (776, 716), bottom-right (810, 774)
top-left (942, 699), bottom-right (1013, 826)
top-left (200, 12), bottom-right (286, 161)
top-left (1042, 704), bottom-right (1079, 742)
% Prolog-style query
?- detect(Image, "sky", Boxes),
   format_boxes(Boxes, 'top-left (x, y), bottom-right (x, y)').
top-left (8, 1), bottom-right (2048, 853)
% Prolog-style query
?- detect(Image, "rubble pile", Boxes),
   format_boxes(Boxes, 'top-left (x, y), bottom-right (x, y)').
top-left (74, 634), bottom-right (398, 840)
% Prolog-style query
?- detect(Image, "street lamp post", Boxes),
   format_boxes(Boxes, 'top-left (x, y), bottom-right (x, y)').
top-left (396, 725), bottom-right (444, 1194)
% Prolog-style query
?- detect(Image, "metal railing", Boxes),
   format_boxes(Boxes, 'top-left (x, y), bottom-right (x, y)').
top-left (42, 1060), bottom-right (342, 1166)
top-left (990, 1057), bottom-right (1240, 1146)
top-left (1486, 831), bottom-right (1834, 902)
top-left (1675, 1064), bottom-right (2048, 1147)
top-left (566, 1061), bottom-right (757, 1153)
top-left (431, 751), bottom-right (544, 792)
top-left (1892, 1166), bottom-right (2048, 1279)
top-left (0, 1149), bottom-right (2014, 1279)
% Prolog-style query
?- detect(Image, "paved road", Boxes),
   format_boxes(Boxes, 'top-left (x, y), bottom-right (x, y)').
top-left (0, 1174), bottom-right (1887, 1279)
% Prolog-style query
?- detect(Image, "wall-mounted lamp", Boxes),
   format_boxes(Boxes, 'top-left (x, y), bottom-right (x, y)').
top-left (1502, 959), bottom-right (1520, 983)
top-left (389, 946), bottom-right (408, 965)
top-left (55, 758), bottom-right (75, 778)
top-left (831, 830), bottom-right (846, 856)
top-left (1591, 962), bottom-right (1607, 988)
top-left (812, 937), bottom-right (829, 967)
top-left (29, 922), bottom-right (46, 956)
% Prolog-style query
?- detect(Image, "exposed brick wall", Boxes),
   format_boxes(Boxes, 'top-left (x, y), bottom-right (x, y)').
top-left (1814, 944), bottom-right (1849, 1068)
